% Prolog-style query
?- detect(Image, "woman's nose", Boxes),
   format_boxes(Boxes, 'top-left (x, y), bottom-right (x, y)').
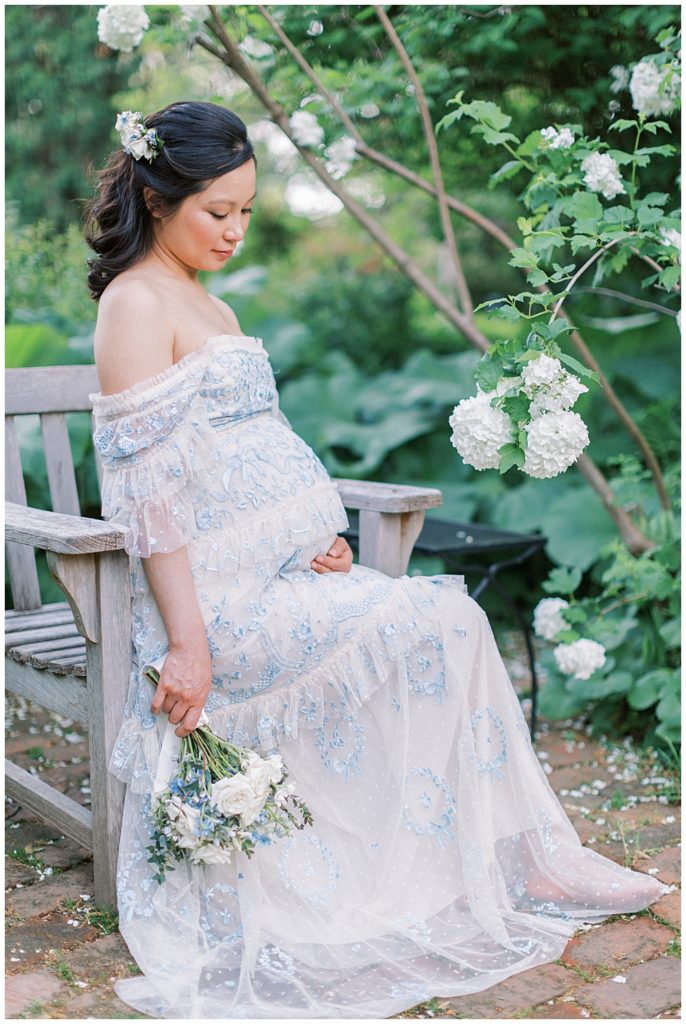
top-left (223, 215), bottom-right (244, 241)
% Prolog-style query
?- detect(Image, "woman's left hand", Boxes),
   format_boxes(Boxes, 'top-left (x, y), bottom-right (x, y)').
top-left (311, 536), bottom-right (353, 574)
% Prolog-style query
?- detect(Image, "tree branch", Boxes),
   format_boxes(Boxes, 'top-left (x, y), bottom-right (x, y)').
top-left (374, 5), bottom-right (474, 316)
top-left (575, 454), bottom-right (654, 555)
top-left (200, 9), bottom-right (490, 351)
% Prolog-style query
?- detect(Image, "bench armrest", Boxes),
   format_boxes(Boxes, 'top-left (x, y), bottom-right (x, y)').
top-left (6, 502), bottom-right (127, 555)
top-left (333, 479), bottom-right (443, 513)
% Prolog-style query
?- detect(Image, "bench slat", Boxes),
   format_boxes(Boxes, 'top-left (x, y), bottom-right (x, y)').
top-left (5, 365), bottom-right (99, 415)
top-left (5, 759), bottom-right (92, 850)
top-left (5, 623), bottom-right (82, 646)
top-left (5, 601), bottom-right (71, 626)
top-left (5, 659), bottom-right (89, 720)
top-left (41, 413), bottom-right (81, 516)
top-left (5, 417), bottom-right (42, 609)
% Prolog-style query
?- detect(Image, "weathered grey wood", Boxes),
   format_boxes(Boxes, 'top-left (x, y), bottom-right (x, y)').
top-left (47, 552), bottom-right (100, 643)
top-left (5, 417), bottom-right (42, 609)
top-left (6, 365), bottom-right (100, 415)
top-left (6, 502), bottom-right (127, 555)
top-left (334, 478), bottom-right (443, 513)
top-left (5, 660), bottom-right (89, 721)
top-left (41, 413), bottom-right (81, 515)
top-left (9, 637), bottom-right (85, 657)
top-left (85, 549), bottom-right (131, 907)
top-left (5, 622), bottom-right (82, 646)
top-left (5, 759), bottom-right (92, 849)
top-left (358, 509), bottom-right (428, 577)
top-left (5, 602), bottom-right (72, 627)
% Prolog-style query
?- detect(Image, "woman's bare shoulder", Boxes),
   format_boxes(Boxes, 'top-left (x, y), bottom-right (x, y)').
top-left (207, 293), bottom-right (243, 335)
top-left (94, 270), bottom-right (175, 395)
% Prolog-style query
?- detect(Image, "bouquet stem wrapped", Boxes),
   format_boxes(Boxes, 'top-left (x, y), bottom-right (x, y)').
top-left (144, 665), bottom-right (313, 883)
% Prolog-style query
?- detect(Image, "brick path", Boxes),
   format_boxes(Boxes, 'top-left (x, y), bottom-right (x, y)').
top-left (5, 639), bottom-right (681, 1020)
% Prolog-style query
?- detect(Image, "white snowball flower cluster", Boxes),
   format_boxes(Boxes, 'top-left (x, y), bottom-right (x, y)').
top-left (609, 65), bottom-right (630, 93)
top-left (533, 598), bottom-right (570, 641)
top-left (449, 389), bottom-right (514, 471)
top-left (522, 356), bottom-right (589, 417)
top-left (239, 34), bottom-right (275, 61)
top-left (289, 111), bottom-right (324, 148)
top-left (325, 136), bottom-right (358, 179)
top-left (553, 638), bottom-right (607, 680)
top-left (581, 152), bottom-right (625, 201)
top-left (660, 227), bottom-right (681, 254)
top-left (522, 354), bottom-right (562, 387)
top-left (540, 126), bottom-right (575, 150)
top-left (524, 411), bottom-right (590, 479)
top-left (630, 60), bottom-right (681, 117)
top-left (97, 5), bottom-right (149, 52)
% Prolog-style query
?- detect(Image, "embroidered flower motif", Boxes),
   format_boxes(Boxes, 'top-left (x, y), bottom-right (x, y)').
top-left (97, 5), bottom-right (149, 53)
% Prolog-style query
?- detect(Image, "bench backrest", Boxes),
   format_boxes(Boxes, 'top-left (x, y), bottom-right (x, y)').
top-left (5, 365), bottom-right (101, 611)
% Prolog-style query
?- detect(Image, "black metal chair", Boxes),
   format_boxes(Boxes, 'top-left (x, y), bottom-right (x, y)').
top-left (344, 513), bottom-right (546, 739)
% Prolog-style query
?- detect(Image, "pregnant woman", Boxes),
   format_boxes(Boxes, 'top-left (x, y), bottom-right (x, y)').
top-left (86, 101), bottom-right (665, 1019)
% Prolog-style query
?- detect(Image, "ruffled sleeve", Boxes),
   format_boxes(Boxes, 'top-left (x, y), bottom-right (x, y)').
top-left (90, 362), bottom-right (208, 558)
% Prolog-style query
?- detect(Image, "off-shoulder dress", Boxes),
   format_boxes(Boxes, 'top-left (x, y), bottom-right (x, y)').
top-left (90, 334), bottom-right (665, 1020)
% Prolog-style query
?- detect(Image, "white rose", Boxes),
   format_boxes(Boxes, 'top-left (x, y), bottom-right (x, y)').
top-left (167, 798), bottom-right (202, 849)
top-left (522, 355), bottom-right (562, 388)
top-left (189, 843), bottom-right (233, 866)
top-left (533, 598), bottom-right (570, 641)
top-left (289, 111), bottom-right (324, 148)
top-left (97, 5), bottom-right (149, 53)
top-left (554, 639), bottom-right (607, 680)
top-left (211, 774), bottom-right (260, 818)
top-left (449, 391), bottom-right (514, 471)
top-left (523, 410), bottom-right (589, 479)
top-left (581, 152), bottom-right (625, 201)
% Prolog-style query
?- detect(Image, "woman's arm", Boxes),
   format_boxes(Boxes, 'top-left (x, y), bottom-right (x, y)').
top-left (144, 548), bottom-right (212, 738)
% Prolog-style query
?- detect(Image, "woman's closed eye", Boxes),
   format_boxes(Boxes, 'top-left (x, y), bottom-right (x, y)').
top-left (210, 208), bottom-right (253, 219)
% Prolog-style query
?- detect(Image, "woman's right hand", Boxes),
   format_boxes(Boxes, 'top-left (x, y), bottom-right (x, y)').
top-left (150, 637), bottom-right (213, 738)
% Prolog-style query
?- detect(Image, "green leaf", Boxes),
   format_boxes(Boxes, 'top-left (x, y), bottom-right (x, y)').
top-left (474, 355), bottom-right (504, 392)
top-left (458, 98), bottom-right (512, 131)
top-left (498, 443), bottom-right (525, 475)
top-left (637, 205), bottom-right (665, 227)
top-left (542, 566), bottom-right (582, 595)
top-left (508, 247), bottom-right (539, 270)
top-left (603, 206), bottom-right (634, 225)
top-left (500, 393), bottom-right (531, 422)
top-left (488, 159), bottom-right (525, 190)
top-left (659, 616), bottom-right (681, 649)
top-left (557, 352), bottom-right (597, 380)
top-left (527, 268), bottom-right (549, 287)
top-left (628, 669), bottom-right (674, 710)
top-left (659, 266), bottom-right (681, 290)
top-left (609, 119), bottom-right (638, 132)
top-left (479, 127), bottom-right (520, 146)
top-left (570, 234), bottom-right (596, 253)
top-left (566, 190), bottom-right (603, 231)
top-left (571, 671), bottom-right (633, 700)
top-left (435, 109), bottom-right (462, 134)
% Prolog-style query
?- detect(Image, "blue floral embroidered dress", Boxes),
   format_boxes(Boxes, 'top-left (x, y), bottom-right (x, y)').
top-left (91, 334), bottom-right (665, 1020)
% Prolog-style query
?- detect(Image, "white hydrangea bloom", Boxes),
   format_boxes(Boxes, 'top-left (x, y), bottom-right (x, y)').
top-left (523, 411), bottom-right (589, 478)
top-left (522, 355), bottom-right (562, 387)
top-left (610, 65), bottom-right (630, 93)
top-left (630, 60), bottom-right (680, 117)
top-left (533, 598), bottom-right (570, 641)
top-left (289, 110), bottom-right (325, 148)
top-left (239, 34), bottom-right (275, 60)
top-left (540, 126), bottom-right (575, 150)
top-left (449, 391), bottom-right (514, 471)
top-left (554, 638), bottom-right (607, 680)
top-left (581, 152), bottom-right (625, 201)
top-left (660, 227), bottom-right (681, 255)
top-left (325, 136), bottom-right (358, 179)
top-left (527, 369), bottom-right (588, 416)
top-left (97, 5), bottom-right (149, 52)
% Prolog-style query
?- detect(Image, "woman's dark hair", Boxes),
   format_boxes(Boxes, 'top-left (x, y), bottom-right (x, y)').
top-left (84, 101), bottom-right (254, 299)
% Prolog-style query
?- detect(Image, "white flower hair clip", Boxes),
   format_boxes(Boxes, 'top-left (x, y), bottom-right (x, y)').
top-left (115, 110), bottom-right (163, 162)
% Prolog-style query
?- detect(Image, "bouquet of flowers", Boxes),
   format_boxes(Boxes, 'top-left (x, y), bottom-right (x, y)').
top-left (144, 665), bottom-right (313, 883)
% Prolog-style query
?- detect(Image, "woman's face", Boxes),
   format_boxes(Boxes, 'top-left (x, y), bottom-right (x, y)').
top-left (150, 159), bottom-right (257, 275)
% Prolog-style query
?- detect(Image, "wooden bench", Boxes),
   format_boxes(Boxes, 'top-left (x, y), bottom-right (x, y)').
top-left (5, 364), bottom-right (449, 907)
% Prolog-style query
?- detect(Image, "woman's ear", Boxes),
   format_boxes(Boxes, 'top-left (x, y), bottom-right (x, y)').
top-left (143, 187), bottom-right (163, 218)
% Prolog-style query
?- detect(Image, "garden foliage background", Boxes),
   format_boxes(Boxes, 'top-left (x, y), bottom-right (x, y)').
top-left (5, 4), bottom-right (680, 750)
